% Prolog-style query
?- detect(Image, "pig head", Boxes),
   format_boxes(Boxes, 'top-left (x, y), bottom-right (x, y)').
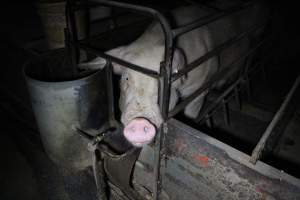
top-left (80, 22), bottom-right (195, 147)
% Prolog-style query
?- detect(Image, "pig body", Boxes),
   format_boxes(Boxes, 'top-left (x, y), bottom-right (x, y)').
top-left (80, 2), bottom-right (267, 147)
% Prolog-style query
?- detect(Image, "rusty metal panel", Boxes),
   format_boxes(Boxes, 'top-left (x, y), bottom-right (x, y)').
top-left (158, 119), bottom-right (300, 200)
top-left (133, 119), bottom-right (300, 200)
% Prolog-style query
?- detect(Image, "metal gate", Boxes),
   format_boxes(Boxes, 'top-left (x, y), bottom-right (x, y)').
top-left (65, 0), bottom-right (274, 199)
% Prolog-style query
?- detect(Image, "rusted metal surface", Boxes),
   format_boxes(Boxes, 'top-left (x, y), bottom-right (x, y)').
top-left (133, 119), bottom-right (300, 200)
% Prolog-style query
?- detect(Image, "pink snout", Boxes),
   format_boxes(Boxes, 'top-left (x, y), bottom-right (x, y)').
top-left (123, 118), bottom-right (156, 147)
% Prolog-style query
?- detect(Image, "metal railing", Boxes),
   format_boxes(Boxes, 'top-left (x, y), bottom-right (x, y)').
top-left (65, 0), bottom-right (270, 199)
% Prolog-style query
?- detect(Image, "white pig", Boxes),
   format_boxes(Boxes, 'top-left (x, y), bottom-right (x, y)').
top-left (80, 2), bottom-right (267, 147)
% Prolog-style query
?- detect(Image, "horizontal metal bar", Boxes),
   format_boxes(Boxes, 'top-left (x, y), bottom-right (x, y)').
top-left (172, 21), bottom-right (267, 82)
top-left (250, 76), bottom-right (300, 165)
top-left (184, 0), bottom-right (222, 12)
top-left (172, 0), bottom-right (258, 37)
top-left (89, 12), bottom-right (127, 25)
top-left (76, 42), bottom-right (160, 78)
top-left (79, 18), bottom-right (150, 45)
top-left (87, 0), bottom-right (160, 18)
top-left (168, 37), bottom-right (268, 118)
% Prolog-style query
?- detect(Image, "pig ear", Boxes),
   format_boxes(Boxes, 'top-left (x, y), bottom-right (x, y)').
top-left (106, 46), bottom-right (126, 75)
top-left (78, 46), bottom-right (126, 75)
top-left (172, 48), bottom-right (186, 74)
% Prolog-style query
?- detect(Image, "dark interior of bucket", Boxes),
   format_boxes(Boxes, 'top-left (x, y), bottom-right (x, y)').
top-left (24, 49), bottom-right (99, 82)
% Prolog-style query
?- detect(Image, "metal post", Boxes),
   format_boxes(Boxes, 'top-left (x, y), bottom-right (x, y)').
top-left (245, 74), bottom-right (252, 101)
top-left (93, 150), bottom-right (108, 200)
top-left (234, 86), bottom-right (241, 110)
top-left (66, 0), bottom-right (80, 64)
top-left (205, 115), bottom-right (213, 128)
top-left (250, 76), bottom-right (300, 164)
top-left (222, 99), bottom-right (230, 126)
top-left (105, 62), bottom-right (116, 125)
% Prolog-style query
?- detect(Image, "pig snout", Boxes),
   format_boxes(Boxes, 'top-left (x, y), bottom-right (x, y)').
top-left (123, 118), bottom-right (156, 147)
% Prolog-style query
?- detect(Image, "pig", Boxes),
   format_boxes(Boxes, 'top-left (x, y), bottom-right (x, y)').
top-left (79, 2), bottom-right (267, 147)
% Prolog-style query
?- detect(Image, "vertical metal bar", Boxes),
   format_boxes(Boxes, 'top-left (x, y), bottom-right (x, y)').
top-left (153, 11), bottom-right (174, 200)
top-left (243, 53), bottom-right (253, 101)
top-left (154, 62), bottom-right (172, 200)
top-left (234, 85), bottom-right (241, 110)
top-left (205, 114), bottom-right (213, 128)
top-left (64, 28), bottom-right (78, 77)
top-left (245, 74), bottom-right (252, 101)
top-left (105, 62), bottom-right (115, 125)
top-left (93, 150), bottom-right (108, 200)
top-left (153, 125), bottom-right (163, 200)
top-left (222, 99), bottom-right (230, 126)
top-left (66, 0), bottom-right (80, 64)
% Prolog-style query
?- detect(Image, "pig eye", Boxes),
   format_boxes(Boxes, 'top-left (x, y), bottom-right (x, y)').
top-left (122, 74), bottom-right (130, 83)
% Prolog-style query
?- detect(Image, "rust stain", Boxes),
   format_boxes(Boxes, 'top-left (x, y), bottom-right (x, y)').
top-left (192, 153), bottom-right (209, 167)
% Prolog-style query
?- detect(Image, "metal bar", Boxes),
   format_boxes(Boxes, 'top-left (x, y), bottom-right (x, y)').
top-left (81, 0), bottom-right (174, 69)
top-left (245, 73), bottom-right (252, 101)
top-left (87, 0), bottom-right (161, 17)
top-left (75, 42), bottom-right (160, 78)
top-left (153, 125), bottom-right (163, 200)
top-left (172, 0), bottom-right (258, 37)
top-left (250, 76), bottom-right (300, 164)
top-left (79, 18), bottom-right (150, 44)
top-left (106, 62), bottom-right (116, 125)
top-left (234, 86), bottom-right (241, 110)
top-left (153, 6), bottom-right (173, 200)
top-left (168, 37), bottom-right (268, 119)
top-left (93, 151), bottom-right (108, 200)
top-left (172, 21), bottom-right (267, 82)
top-left (89, 11), bottom-right (127, 25)
top-left (205, 89), bottom-right (238, 123)
top-left (153, 62), bottom-right (174, 200)
top-left (155, 22), bottom-right (173, 200)
top-left (196, 79), bottom-right (241, 123)
top-left (205, 115), bottom-right (213, 128)
top-left (66, 0), bottom-right (80, 65)
top-left (184, 0), bottom-right (222, 12)
top-left (222, 99), bottom-right (230, 126)
top-left (196, 54), bottom-right (266, 124)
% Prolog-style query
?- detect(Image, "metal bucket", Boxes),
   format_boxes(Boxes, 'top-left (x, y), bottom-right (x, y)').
top-left (24, 51), bottom-right (107, 170)
top-left (36, 1), bottom-right (86, 49)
